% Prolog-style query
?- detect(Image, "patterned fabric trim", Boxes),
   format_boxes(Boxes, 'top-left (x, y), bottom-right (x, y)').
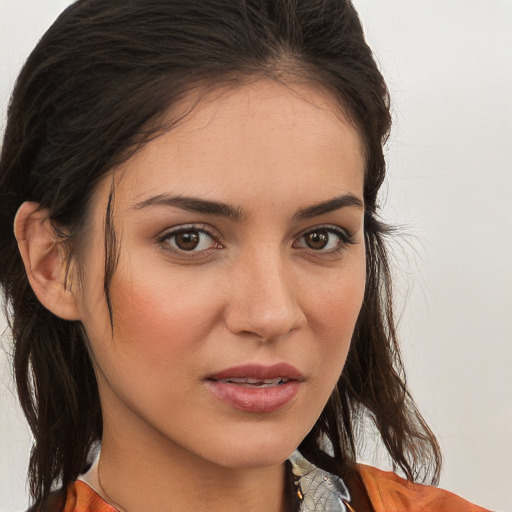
top-left (289, 451), bottom-right (351, 512)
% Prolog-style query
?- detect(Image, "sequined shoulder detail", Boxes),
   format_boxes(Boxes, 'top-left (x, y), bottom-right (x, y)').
top-left (289, 451), bottom-right (351, 512)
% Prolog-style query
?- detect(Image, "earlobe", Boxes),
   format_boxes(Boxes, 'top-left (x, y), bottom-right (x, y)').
top-left (14, 201), bottom-right (81, 321)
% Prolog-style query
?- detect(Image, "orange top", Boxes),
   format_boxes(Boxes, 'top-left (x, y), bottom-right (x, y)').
top-left (60, 466), bottom-right (491, 512)
top-left (62, 481), bottom-right (114, 512)
top-left (357, 464), bottom-right (491, 512)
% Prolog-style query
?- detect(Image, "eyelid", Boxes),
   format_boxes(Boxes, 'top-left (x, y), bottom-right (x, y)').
top-left (156, 223), bottom-right (224, 253)
top-left (294, 224), bottom-right (357, 253)
top-left (155, 222), bottom-right (356, 257)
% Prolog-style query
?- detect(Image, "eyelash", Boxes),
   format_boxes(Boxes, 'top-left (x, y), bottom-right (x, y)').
top-left (157, 224), bottom-right (356, 256)
top-left (157, 224), bottom-right (223, 256)
top-left (294, 225), bottom-right (356, 254)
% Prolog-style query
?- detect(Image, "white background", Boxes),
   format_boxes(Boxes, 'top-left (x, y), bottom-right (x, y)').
top-left (1, 1), bottom-right (511, 511)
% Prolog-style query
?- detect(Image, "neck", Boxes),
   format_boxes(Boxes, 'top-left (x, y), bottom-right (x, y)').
top-left (97, 414), bottom-right (292, 512)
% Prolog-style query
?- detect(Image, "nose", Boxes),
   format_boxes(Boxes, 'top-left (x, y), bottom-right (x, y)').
top-left (223, 250), bottom-right (307, 342)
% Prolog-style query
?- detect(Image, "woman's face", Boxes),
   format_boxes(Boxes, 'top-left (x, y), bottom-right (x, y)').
top-left (76, 80), bottom-right (366, 469)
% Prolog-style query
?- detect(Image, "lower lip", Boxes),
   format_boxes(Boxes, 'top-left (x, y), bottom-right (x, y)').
top-left (206, 380), bottom-right (301, 413)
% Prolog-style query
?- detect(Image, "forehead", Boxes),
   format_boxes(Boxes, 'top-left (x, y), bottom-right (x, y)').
top-left (100, 80), bottom-right (365, 211)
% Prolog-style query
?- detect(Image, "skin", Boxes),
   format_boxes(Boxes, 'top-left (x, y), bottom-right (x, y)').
top-left (17, 80), bottom-right (367, 512)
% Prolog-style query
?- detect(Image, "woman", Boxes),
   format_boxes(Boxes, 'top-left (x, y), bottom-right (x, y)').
top-left (0, 1), bottom-right (491, 511)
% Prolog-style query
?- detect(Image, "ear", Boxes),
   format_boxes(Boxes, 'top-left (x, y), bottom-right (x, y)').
top-left (14, 201), bottom-right (81, 321)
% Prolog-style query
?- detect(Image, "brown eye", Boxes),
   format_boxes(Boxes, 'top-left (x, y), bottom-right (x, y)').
top-left (161, 228), bottom-right (219, 253)
top-left (175, 231), bottom-right (200, 251)
top-left (296, 226), bottom-right (354, 253)
top-left (304, 231), bottom-right (329, 250)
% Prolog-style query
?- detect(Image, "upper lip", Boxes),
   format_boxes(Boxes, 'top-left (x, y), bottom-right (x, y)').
top-left (207, 363), bottom-right (304, 381)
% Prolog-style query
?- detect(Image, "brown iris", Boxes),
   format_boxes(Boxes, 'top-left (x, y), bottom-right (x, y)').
top-left (175, 230), bottom-right (200, 251)
top-left (304, 230), bottom-right (329, 250)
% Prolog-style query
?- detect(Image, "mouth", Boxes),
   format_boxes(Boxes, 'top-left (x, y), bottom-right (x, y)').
top-left (207, 362), bottom-right (304, 382)
top-left (214, 377), bottom-right (292, 388)
top-left (205, 363), bottom-right (303, 413)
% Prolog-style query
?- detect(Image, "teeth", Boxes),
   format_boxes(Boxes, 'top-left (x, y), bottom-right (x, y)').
top-left (217, 377), bottom-right (290, 386)
top-left (221, 378), bottom-right (258, 384)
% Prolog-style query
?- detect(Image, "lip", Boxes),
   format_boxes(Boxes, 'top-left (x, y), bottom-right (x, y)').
top-left (205, 363), bottom-right (304, 413)
top-left (207, 363), bottom-right (304, 381)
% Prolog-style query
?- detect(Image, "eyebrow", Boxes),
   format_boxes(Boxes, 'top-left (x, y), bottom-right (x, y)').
top-left (132, 194), bottom-right (246, 221)
top-left (132, 193), bottom-right (363, 221)
top-left (293, 194), bottom-right (364, 220)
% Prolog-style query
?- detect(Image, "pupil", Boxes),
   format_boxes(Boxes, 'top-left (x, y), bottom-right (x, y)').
top-left (176, 231), bottom-right (200, 250)
top-left (306, 231), bottom-right (328, 250)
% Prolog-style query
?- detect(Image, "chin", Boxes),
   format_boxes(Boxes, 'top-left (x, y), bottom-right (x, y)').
top-left (198, 429), bottom-right (304, 470)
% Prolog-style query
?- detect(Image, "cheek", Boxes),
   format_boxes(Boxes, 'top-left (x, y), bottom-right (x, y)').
top-left (109, 271), bottom-right (217, 364)
top-left (285, 253), bottom-right (365, 430)
top-left (304, 253), bottom-right (366, 369)
top-left (309, 252), bottom-right (365, 330)
top-left (85, 269), bottom-right (219, 416)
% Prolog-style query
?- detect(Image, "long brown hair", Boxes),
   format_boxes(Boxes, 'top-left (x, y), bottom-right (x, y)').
top-left (0, 0), bottom-right (441, 509)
